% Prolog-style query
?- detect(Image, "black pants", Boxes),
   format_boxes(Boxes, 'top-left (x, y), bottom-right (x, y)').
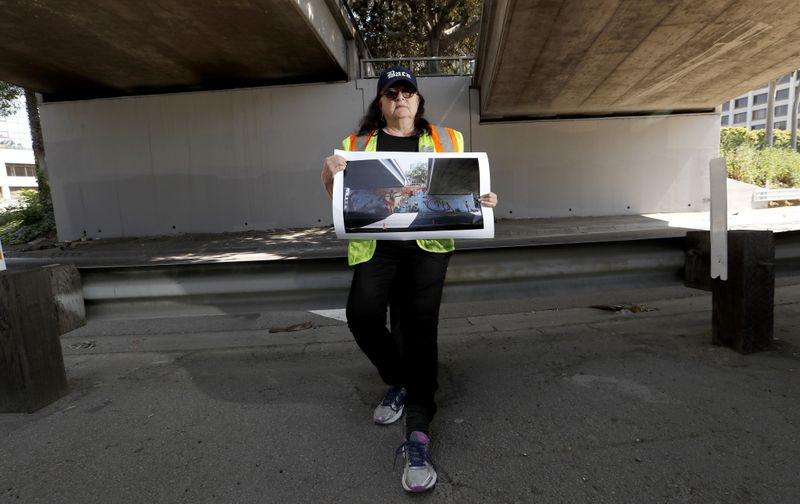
top-left (346, 241), bottom-right (451, 435)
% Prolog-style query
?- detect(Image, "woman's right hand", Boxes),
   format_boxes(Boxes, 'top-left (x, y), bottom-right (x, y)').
top-left (323, 154), bottom-right (347, 178)
top-left (321, 154), bottom-right (347, 198)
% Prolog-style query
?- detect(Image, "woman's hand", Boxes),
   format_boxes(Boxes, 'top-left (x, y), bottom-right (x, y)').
top-left (478, 192), bottom-right (498, 208)
top-left (321, 154), bottom-right (347, 198)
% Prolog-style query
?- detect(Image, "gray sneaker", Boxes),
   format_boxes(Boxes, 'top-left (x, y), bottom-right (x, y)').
top-left (395, 431), bottom-right (437, 492)
top-left (373, 387), bottom-right (406, 425)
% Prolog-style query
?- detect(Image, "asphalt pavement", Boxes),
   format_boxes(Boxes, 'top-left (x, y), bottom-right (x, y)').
top-left (2, 284), bottom-right (799, 503)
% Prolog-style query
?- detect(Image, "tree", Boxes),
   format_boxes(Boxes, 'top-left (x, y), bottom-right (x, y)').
top-left (0, 82), bottom-right (54, 244)
top-left (25, 89), bottom-right (52, 215)
top-left (406, 163), bottom-right (429, 185)
top-left (348, 0), bottom-right (481, 60)
top-left (0, 81), bottom-right (22, 117)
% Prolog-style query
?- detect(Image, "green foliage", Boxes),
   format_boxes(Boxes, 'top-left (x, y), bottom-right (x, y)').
top-left (720, 127), bottom-right (791, 152)
top-left (0, 81), bottom-right (22, 117)
top-left (721, 127), bottom-right (800, 188)
top-left (349, 0), bottom-right (481, 58)
top-left (0, 189), bottom-right (56, 244)
top-left (407, 163), bottom-right (428, 185)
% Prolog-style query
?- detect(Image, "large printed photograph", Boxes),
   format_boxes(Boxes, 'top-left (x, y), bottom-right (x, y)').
top-left (332, 151), bottom-right (493, 240)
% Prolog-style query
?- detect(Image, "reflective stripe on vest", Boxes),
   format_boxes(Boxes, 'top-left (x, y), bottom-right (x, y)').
top-left (348, 125), bottom-right (458, 153)
top-left (348, 130), bottom-right (375, 151)
top-left (419, 124), bottom-right (458, 153)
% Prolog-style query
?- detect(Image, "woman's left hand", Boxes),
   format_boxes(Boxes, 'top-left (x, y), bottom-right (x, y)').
top-left (478, 192), bottom-right (498, 208)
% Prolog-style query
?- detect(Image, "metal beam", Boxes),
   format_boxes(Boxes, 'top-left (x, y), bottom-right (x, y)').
top-left (80, 232), bottom-right (800, 320)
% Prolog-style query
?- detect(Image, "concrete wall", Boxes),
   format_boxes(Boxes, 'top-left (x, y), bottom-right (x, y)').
top-left (471, 94), bottom-right (719, 219)
top-left (40, 77), bottom-right (718, 241)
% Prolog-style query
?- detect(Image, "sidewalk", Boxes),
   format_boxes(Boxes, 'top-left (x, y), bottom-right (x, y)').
top-left (6, 206), bottom-right (800, 267)
top-left (1, 284), bottom-right (799, 503)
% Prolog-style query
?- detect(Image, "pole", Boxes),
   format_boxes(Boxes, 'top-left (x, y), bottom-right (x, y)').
top-left (766, 79), bottom-right (776, 147)
top-left (709, 158), bottom-right (728, 281)
top-left (792, 70), bottom-right (800, 150)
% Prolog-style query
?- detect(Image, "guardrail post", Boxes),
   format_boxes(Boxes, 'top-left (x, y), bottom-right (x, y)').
top-left (1, 264), bottom-right (85, 413)
top-left (684, 231), bottom-right (712, 291)
top-left (712, 230), bottom-right (775, 354)
top-left (685, 230), bottom-right (776, 353)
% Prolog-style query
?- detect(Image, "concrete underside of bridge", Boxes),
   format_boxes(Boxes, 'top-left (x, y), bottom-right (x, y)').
top-left (0, 0), bottom-right (353, 101)
top-left (477, 0), bottom-right (800, 119)
top-left (3, 0), bottom-right (800, 120)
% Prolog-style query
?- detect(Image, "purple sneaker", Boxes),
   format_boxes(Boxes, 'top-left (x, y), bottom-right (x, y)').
top-left (395, 431), bottom-right (437, 492)
top-left (373, 387), bottom-right (405, 425)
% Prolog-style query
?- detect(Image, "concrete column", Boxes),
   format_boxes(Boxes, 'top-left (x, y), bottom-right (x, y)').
top-left (745, 90), bottom-right (754, 129)
top-left (0, 162), bottom-right (10, 200)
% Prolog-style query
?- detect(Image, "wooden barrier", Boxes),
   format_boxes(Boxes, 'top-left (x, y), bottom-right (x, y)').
top-left (685, 230), bottom-right (775, 354)
top-left (1, 264), bottom-right (85, 413)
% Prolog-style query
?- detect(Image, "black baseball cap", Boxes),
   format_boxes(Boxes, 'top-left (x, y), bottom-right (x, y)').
top-left (377, 65), bottom-right (418, 94)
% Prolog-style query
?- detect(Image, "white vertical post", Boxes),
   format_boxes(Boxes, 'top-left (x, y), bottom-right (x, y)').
top-left (710, 158), bottom-right (728, 281)
top-left (0, 239), bottom-right (6, 271)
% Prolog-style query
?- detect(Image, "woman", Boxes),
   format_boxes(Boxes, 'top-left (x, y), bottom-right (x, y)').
top-left (321, 66), bottom-right (497, 493)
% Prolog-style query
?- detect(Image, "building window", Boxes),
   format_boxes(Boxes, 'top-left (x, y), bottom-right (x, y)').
top-left (774, 105), bottom-right (788, 116)
top-left (733, 112), bottom-right (747, 123)
top-left (722, 102), bottom-right (730, 111)
top-left (776, 88), bottom-right (790, 101)
top-left (9, 187), bottom-right (34, 196)
top-left (780, 74), bottom-right (791, 84)
top-left (775, 121), bottom-right (787, 129)
top-left (721, 116), bottom-right (729, 126)
top-left (752, 108), bottom-right (767, 120)
top-left (5, 163), bottom-right (36, 177)
top-left (734, 97), bottom-right (748, 108)
top-left (751, 124), bottom-right (765, 130)
top-left (753, 93), bottom-right (768, 105)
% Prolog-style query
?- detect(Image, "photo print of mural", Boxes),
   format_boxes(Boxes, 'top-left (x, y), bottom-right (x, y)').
top-left (343, 157), bottom-right (483, 233)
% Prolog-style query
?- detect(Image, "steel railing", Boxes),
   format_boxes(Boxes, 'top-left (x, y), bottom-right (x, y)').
top-left (360, 56), bottom-right (475, 79)
top-left (78, 232), bottom-right (800, 320)
top-left (752, 188), bottom-right (800, 202)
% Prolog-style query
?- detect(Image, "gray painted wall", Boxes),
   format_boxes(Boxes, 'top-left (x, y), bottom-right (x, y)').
top-left (40, 77), bottom-right (717, 241)
top-left (471, 94), bottom-right (718, 219)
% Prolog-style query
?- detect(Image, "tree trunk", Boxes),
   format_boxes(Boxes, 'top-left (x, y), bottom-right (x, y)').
top-left (23, 89), bottom-right (52, 213)
top-left (426, 36), bottom-right (441, 74)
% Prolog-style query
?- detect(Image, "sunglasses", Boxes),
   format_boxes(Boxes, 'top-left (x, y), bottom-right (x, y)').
top-left (382, 88), bottom-right (417, 100)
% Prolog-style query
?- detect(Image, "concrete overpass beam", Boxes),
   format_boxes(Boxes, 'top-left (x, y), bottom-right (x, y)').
top-left (0, 1), bottom-right (359, 101)
top-left (476, 0), bottom-right (800, 120)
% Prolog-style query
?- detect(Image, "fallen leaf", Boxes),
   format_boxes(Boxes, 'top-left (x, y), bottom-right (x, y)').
top-left (69, 340), bottom-right (96, 349)
top-left (589, 303), bottom-right (657, 313)
top-left (269, 321), bottom-right (313, 333)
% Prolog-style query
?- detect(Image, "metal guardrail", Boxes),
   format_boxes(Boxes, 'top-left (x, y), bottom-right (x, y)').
top-left (753, 188), bottom-right (800, 202)
top-left (360, 56), bottom-right (475, 78)
top-left (79, 232), bottom-right (800, 320)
